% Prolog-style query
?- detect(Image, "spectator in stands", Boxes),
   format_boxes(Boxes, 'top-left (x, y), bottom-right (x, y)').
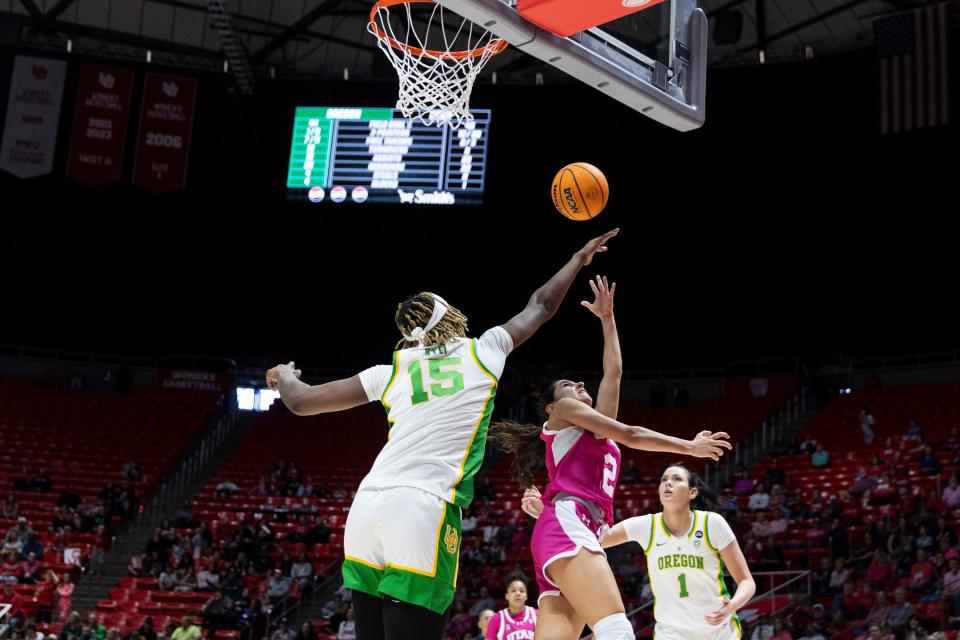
top-left (87, 614), bottom-right (106, 640)
top-left (3, 530), bottom-right (23, 557)
top-left (20, 551), bottom-right (42, 583)
top-left (337, 607), bottom-right (355, 640)
top-left (811, 557), bottom-right (832, 595)
top-left (12, 466), bottom-right (30, 492)
top-left (829, 557), bottom-right (852, 594)
top-left (174, 501), bottom-right (196, 528)
top-left (904, 419), bottom-right (924, 443)
top-left (475, 477), bottom-right (496, 502)
top-left (849, 468), bottom-right (877, 497)
top-left (296, 477), bottom-right (315, 498)
top-left (23, 623), bottom-right (44, 640)
top-left (749, 483), bottom-right (771, 511)
top-left (53, 571), bottom-right (74, 621)
top-left (196, 566), bottom-right (220, 591)
top-left (942, 557), bottom-right (960, 614)
top-left (290, 552), bottom-right (312, 589)
top-left (446, 601), bottom-right (473, 637)
top-left (128, 553), bottom-right (146, 577)
top-left (304, 518), bottom-right (330, 545)
top-left (865, 592), bottom-right (892, 629)
top-left (270, 618), bottom-right (297, 640)
top-left (765, 459), bottom-right (787, 489)
top-left (825, 518), bottom-right (848, 557)
top-left (215, 480), bottom-right (239, 499)
top-left (462, 512), bottom-right (478, 533)
top-left (59, 611), bottom-right (83, 639)
top-left (860, 404), bottom-right (877, 445)
top-left (750, 615), bottom-right (774, 640)
top-left (919, 447), bottom-right (941, 476)
top-left (908, 549), bottom-right (936, 593)
top-left (942, 476), bottom-right (960, 509)
top-left (621, 459), bottom-right (641, 484)
top-left (159, 566), bottom-right (178, 590)
top-left (295, 623), bottom-right (318, 640)
top-left (469, 586), bottom-right (497, 617)
top-left (22, 533), bottom-right (43, 561)
top-left (9, 516), bottom-right (34, 544)
top-left (769, 618), bottom-right (792, 640)
top-left (856, 624), bottom-right (891, 640)
top-left (1, 583), bottom-right (26, 629)
top-left (31, 468), bottom-right (51, 493)
top-left (56, 487), bottom-right (80, 510)
top-left (2, 492), bottom-right (17, 519)
top-left (733, 465), bottom-right (757, 495)
top-left (136, 617), bottom-right (157, 640)
top-left (121, 459), bottom-right (141, 482)
top-left (267, 568), bottom-right (291, 603)
top-left (159, 621), bottom-right (177, 640)
top-left (812, 444), bottom-right (830, 468)
top-left (904, 616), bottom-right (928, 640)
top-left (760, 536), bottom-right (785, 570)
top-left (866, 550), bottom-right (893, 586)
top-left (886, 588), bottom-right (915, 636)
top-left (170, 617), bottom-right (201, 640)
top-left (176, 566), bottom-right (198, 592)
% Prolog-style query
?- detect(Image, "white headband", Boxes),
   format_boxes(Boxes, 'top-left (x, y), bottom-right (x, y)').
top-left (403, 294), bottom-right (449, 345)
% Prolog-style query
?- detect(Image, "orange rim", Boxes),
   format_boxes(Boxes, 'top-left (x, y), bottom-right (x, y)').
top-left (369, 0), bottom-right (508, 60)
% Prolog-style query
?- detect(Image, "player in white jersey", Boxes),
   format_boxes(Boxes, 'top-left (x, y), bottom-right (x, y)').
top-left (266, 229), bottom-right (619, 640)
top-left (527, 464), bottom-right (755, 640)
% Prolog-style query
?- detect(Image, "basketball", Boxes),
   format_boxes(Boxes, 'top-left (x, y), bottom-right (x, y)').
top-left (550, 162), bottom-right (609, 221)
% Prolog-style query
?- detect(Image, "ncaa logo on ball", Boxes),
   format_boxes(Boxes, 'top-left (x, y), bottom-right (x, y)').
top-left (330, 186), bottom-right (347, 203)
top-left (695, 531), bottom-right (704, 538)
top-left (307, 187), bottom-right (325, 203)
top-left (352, 186), bottom-right (368, 203)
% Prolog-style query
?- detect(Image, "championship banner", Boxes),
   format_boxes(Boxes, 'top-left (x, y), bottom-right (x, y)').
top-left (66, 64), bottom-right (135, 185)
top-left (132, 73), bottom-right (197, 192)
top-left (0, 55), bottom-right (67, 178)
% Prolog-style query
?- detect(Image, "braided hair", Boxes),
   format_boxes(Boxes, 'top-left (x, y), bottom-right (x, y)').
top-left (394, 292), bottom-right (469, 349)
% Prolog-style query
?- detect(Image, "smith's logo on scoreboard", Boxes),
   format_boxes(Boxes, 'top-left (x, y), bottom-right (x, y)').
top-left (397, 188), bottom-right (456, 205)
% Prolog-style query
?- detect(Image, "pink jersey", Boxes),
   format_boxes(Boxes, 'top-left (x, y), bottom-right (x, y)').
top-left (485, 606), bottom-right (537, 640)
top-left (541, 425), bottom-right (621, 523)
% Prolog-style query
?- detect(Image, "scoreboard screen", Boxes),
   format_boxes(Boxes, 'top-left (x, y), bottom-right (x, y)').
top-left (286, 107), bottom-right (491, 206)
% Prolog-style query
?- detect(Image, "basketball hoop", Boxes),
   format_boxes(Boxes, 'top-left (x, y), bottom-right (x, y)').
top-left (368, 0), bottom-right (507, 128)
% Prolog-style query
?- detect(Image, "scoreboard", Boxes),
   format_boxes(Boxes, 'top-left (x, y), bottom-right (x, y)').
top-left (286, 107), bottom-right (491, 205)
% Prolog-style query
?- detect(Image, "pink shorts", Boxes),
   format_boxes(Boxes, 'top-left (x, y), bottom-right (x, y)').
top-left (531, 499), bottom-right (607, 603)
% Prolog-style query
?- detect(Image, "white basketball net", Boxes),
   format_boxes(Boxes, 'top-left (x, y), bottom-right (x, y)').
top-left (369, 1), bottom-right (506, 128)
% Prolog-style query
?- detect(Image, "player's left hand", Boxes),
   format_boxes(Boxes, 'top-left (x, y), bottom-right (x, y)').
top-left (705, 598), bottom-right (732, 625)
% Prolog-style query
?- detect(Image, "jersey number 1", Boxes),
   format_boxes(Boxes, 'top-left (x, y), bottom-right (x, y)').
top-left (408, 357), bottom-right (464, 405)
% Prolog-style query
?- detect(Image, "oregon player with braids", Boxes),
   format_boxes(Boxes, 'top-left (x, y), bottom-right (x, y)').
top-left (266, 229), bottom-right (618, 640)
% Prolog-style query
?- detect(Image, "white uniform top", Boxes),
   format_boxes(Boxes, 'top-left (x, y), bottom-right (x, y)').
top-left (357, 327), bottom-right (512, 508)
top-left (623, 510), bottom-right (741, 637)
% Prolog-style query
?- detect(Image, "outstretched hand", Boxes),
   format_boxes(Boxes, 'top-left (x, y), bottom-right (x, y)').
top-left (688, 430), bottom-right (733, 461)
top-left (581, 275), bottom-right (616, 319)
top-left (576, 229), bottom-right (619, 266)
top-left (266, 361), bottom-right (301, 391)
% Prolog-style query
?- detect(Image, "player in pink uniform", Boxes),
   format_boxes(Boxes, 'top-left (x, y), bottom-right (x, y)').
top-left (491, 275), bottom-right (731, 640)
top-left (485, 576), bottom-right (537, 640)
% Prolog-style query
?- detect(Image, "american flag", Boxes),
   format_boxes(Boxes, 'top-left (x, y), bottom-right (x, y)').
top-left (875, 2), bottom-right (951, 134)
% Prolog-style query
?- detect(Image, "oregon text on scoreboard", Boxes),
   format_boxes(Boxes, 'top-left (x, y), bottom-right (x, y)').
top-left (286, 107), bottom-right (491, 205)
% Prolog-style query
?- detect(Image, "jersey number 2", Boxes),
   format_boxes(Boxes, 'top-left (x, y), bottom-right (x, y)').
top-left (408, 357), bottom-right (464, 405)
top-left (602, 453), bottom-right (617, 498)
